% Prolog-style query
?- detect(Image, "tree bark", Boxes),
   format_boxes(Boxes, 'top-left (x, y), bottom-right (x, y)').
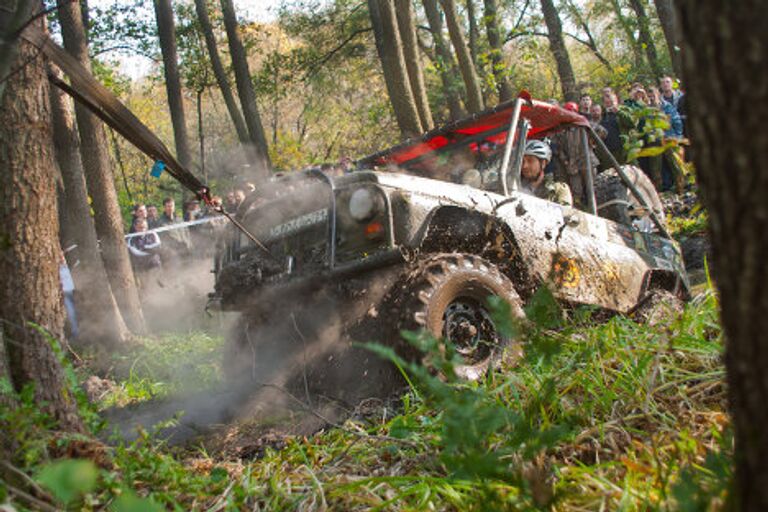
top-left (193, 0), bottom-right (249, 144)
top-left (153, 0), bottom-right (193, 169)
top-left (677, 2), bottom-right (768, 509)
top-left (58, 0), bottom-right (146, 334)
top-left (483, 0), bottom-right (513, 102)
top-left (627, 0), bottom-right (662, 78)
top-left (0, 24), bottom-right (84, 433)
top-left (465, 0), bottom-right (479, 71)
top-left (368, 0), bottom-right (423, 137)
top-left (540, 0), bottom-right (577, 101)
top-left (422, 0), bottom-right (465, 120)
top-left (220, 0), bottom-right (272, 179)
top-left (610, 0), bottom-right (644, 73)
top-left (395, 0), bottom-right (433, 130)
top-left (653, 0), bottom-right (681, 77)
top-left (49, 71), bottom-right (129, 348)
top-left (440, 0), bottom-right (484, 112)
top-left (0, 0), bottom-right (35, 102)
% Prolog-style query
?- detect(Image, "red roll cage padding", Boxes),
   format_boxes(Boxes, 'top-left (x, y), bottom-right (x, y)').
top-left (357, 97), bottom-right (590, 168)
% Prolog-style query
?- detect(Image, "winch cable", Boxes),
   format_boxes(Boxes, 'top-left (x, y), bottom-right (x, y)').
top-left (22, 27), bottom-right (272, 257)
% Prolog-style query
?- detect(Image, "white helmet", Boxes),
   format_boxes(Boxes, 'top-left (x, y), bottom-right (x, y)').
top-left (524, 139), bottom-right (552, 162)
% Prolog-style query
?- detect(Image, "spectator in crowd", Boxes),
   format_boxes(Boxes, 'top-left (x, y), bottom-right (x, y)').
top-left (147, 205), bottom-right (159, 229)
top-left (339, 156), bottom-right (354, 174)
top-left (130, 203), bottom-right (147, 233)
top-left (158, 197), bottom-right (178, 226)
top-left (659, 76), bottom-right (683, 110)
top-left (59, 250), bottom-right (78, 340)
top-left (648, 86), bottom-right (685, 192)
top-left (578, 93), bottom-right (593, 117)
top-left (648, 86), bottom-right (683, 138)
top-left (624, 83), bottom-right (648, 109)
top-left (156, 196), bottom-right (191, 261)
top-left (600, 90), bottom-right (624, 163)
top-left (184, 200), bottom-right (203, 222)
top-left (589, 103), bottom-right (603, 123)
top-left (127, 219), bottom-right (161, 272)
top-left (233, 189), bottom-right (246, 209)
top-left (225, 191), bottom-right (238, 213)
top-left (601, 86), bottom-right (618, 109)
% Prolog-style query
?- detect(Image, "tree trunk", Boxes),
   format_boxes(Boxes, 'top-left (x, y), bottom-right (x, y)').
top-left (483, 0), bottom-right (513, 102)
top-left (50, 71), bottom-right (129, 348)
top-left (153, 0), bottom-right (193, 169)
top-left (422, 0), bottom-right (465, 120)
top-left (677, 2), bottom-right (768, 509)
top-left (0, 0), bottom-right (35, 102)
top-left (197, 89), bottom-right (207, 182)
top-left (440, 0), bottom-right (484, 112)
top-left (395, 0), bottom-right (434, 130)
top-left (220, 0), bottom-right (272, 179)
top-left (628, 0), bottom-right (662, 78)
top-left (653, 0), bottom-right (682, 76)
top-left (540, 0), bottom-right (577, 101)
top-left (0, 24), bottom-right (84, 433)
top-left (368, 0), bottom-right (423, 137)
top-left (610, 0), bottom-right (645, 73)
top-left (465, 0), bottom-right (479, 71)
top-left (193, 0), bottom-right (249, 144)
top-left (58, 0), bottom-right (146, 334)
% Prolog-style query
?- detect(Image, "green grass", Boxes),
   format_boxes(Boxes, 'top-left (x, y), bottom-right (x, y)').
top-left (97, 331), bottom-right (224, 409)
top-left (2, 289), bottom-right (730, 511)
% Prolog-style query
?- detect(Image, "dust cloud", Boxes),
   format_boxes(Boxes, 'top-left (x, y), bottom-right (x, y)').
top-left (101, 172), bottom-right (406, 446)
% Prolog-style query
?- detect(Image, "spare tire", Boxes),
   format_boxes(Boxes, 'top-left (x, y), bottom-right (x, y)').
top-left (397, 253), bottom-right (525, 380)
top-left (594, 165), bottom-right (665, 229)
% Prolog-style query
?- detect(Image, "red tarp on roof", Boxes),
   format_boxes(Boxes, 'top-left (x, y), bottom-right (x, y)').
top-left (358, 98), bottom-right (590, 167)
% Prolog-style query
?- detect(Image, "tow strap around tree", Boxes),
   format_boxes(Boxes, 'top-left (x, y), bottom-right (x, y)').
top-left (22, 27), bottom-right (272, 256)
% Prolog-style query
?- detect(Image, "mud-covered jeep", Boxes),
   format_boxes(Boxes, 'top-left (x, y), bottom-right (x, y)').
top-left (212, 96), bottom-right (688, 402)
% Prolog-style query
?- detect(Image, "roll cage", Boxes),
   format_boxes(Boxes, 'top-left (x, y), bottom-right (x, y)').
top-left (357, 93), bottom-right (671, 239)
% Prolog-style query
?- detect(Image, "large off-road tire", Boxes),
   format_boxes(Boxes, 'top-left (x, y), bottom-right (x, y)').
top-left (594, 166), bottom-right (665, 229)
top-left (398, 253), bottom-right (525, 380)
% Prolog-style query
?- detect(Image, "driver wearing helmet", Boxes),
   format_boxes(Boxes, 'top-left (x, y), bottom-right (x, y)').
top-left (520, 139), bottom-right (573, 206)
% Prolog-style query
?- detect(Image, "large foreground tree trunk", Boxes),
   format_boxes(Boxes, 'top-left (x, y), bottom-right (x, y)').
top-left (440, 0), bottom-right (484, 113)
top-left (58, 0), bottom-right (146, 334)
top-left (154, 0), bottom-right (193, 169)
top-left (422, 0), bottom-right (465, 120)
top-left (0, 0), bottom-right (35, 102)
top-left (483, 0), bottom-right (513, 102)
top-left (653, 0), bottom-right (681, 77)
top-left (0, 22), bottom-right (83, 433)
top-left (394, 0), bottom-right (433, 130)
top-left (220, 0), bottom-right (271, 179)
top-left (368, 0), bottom-right (423, 137)
top-left (50, 72), bottom-right (129, 348)
top-left (194, 0), bottom-right (249, 144)
top-left (540, 0), bottom-right (577, 101)
top-left (676, 1), bottom-right (768, 509)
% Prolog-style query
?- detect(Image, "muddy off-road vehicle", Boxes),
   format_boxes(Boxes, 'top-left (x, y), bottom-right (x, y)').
top-left (211, 95), bottom-right (688, 402)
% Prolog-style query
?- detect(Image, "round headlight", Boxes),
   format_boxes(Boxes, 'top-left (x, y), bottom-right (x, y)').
top-left (349, 188), bottom-right (376, 222)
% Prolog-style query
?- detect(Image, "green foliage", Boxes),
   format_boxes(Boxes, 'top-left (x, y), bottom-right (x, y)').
top-left (100, 332), bottom-right (223, 408)
top-left (112, 491), bottom-right (165, 512)
top-left (0, 381), bottom-right (55, 469)
top-left (669, 208), bottom-right (708, 238)
top-left (37, 459), bottom-right (98, 506)
top-left (620, 103), bottom-right (678, 162)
